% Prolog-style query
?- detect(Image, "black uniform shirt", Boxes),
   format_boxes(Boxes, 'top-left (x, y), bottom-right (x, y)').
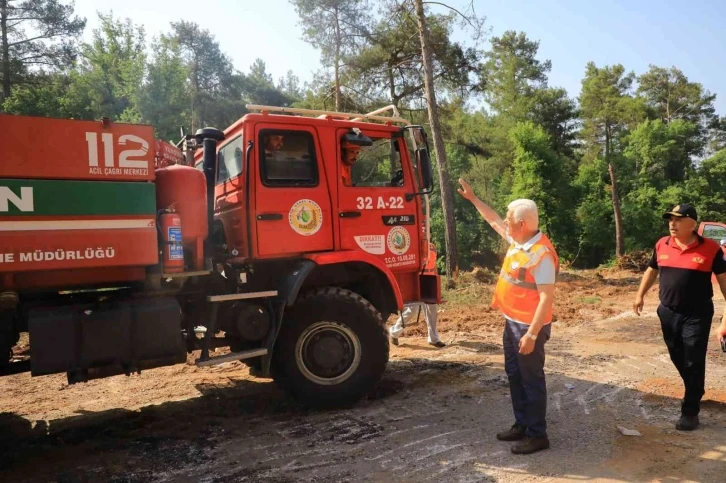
top-left (648, 234), bottom-right (726, 315)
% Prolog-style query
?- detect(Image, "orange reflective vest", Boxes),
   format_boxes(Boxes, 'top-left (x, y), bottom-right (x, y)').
top-left (491, 232), bottom-right (559, 325)
top-left (424, 245), bottom-right (437, 273)
top-left (341, 165), bottom-right (352, 186)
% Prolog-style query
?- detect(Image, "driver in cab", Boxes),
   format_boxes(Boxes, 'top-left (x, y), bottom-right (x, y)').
top-left (264, 134), bottom-right (285, 160)
top-left (340, 129), bottom-right (372, 187)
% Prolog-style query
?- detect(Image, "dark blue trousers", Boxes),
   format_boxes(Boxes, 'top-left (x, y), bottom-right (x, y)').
top-left (503, 318), bottom-right (551, 438)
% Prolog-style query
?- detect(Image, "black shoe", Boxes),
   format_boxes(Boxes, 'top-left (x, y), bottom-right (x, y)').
top-left (429, 341), bottom-right (446, 348)
top-left (511, 435), bottom-right (550, 454)
top-left (676, 414), bottom-right (699, 431)
top-left (496, 424), bottom-right (526, 441)
top-left (390, 335), bottom-right (399, 346)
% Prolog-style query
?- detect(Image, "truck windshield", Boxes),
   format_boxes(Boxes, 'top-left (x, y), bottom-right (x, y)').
top-left (702, 224), bottom-right (726, 243)
top-left (349, 137), bottom-right (403, 188)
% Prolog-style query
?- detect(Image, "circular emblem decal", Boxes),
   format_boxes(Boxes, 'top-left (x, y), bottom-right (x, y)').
top-left (289, 199), bottom-right (323, 236)
top-left (387, 226), bottom-right (411, 255)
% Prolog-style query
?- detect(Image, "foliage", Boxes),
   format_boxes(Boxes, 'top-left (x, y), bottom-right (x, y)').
top-left (509, 121), bottom-right (578, 258)
top-left (0, 0), bottom-right (86, 101)
top-left (3, 2), bottom-right (726, 272)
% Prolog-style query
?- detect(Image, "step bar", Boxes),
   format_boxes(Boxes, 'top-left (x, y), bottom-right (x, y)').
top-left (206, 290), bottom-right (278, 303)
top-left (195, 348), bottom-right (268, 367)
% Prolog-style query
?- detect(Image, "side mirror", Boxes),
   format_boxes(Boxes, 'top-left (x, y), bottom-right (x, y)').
top-left (417, 149), bottom-right (433, 191)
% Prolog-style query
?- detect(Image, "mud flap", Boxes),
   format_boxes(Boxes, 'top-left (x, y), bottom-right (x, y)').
top-left (258, 259), bottom-right (317, 377)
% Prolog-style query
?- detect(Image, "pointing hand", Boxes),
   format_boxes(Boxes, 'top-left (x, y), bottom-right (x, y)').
top-left (457, 178), bottom-right (474, 201)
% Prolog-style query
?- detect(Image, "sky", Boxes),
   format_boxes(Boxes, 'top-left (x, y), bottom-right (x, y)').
top-left (70, 0), bottom-right (726, 115)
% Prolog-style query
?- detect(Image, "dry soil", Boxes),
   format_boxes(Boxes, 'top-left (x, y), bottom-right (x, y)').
top-left (1, 269), bottom-right (725, 483)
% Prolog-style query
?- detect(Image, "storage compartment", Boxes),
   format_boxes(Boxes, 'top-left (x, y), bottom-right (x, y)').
top-left (419, 273), bottom-right (442, 304)
top-left (28, 296), bottom-right (185, 379)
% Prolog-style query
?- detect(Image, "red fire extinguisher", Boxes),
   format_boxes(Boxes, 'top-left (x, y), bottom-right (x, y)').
top-left (160, 207), bottom-right (184, 273)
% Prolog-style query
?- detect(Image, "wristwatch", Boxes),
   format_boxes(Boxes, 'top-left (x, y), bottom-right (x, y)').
top-left (526, 333), bottom-right (537, 341)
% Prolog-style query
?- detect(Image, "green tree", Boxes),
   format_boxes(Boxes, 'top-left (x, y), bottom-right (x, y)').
top-left (481, 31), bottom-right (550, 119)
top-left (637, 65), bottom-right (716, 126)
top-left (637, 65), bottom-right (716, 159)
top-left (684, 149), bottom-right (726, 222)
top-left (579, 62), bottom-right (644, 257)
top-left (290, 0), bottom-right (372, 111)
top-left (277, 69), bottom-right (303, 100)
top-left (707, 115), bottom-right (726, 155)
top-left (530, 87), bottom-right (579, 158)
top-left (346, 0), bottom-right (480, 110)
top-left (509, 121), bottom-right (577, 258)
top-left (429, 144), bottom-right (491, 270)
top-left (2, 70), bottom-right (73, 117)
top-left (0, 0), bottom-right (85, 102)
top-left (170, 20), bottom-right (245, 131)
top-left (242, 58), bottom-right (295, 106)
top-left (413, 0), bottom-right (464, 285)
top-left (480, 31), bottom-right (577, 157)
top-left (623, 119), bottom-right (698, 190)
top-left (137, 34), bottom-right (191, 142)
top-left (573, 157), bottom-right (615, 266)
top-left (65, 13), bottom-right (146, 122)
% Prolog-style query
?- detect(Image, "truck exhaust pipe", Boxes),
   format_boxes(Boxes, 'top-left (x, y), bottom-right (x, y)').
top-left (194, 127), bottom-right (225, 263)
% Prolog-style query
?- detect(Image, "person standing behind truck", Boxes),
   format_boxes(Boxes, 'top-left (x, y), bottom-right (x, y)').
top-left (634, 203), bottom-right (726, 431)
top-left (457, 178), bottom-right (558, 455)
top-left (389, 242), bottom-right (446, 348)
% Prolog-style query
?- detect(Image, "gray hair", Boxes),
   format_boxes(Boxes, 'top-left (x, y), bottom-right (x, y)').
top-left (507, 199), bottom-right (539, 229)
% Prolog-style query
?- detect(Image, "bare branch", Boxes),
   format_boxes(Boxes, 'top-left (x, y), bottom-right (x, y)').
top-left (8, 33), bottom-right (65, 47)
top-left (421, 0), bottom-right (487, 42)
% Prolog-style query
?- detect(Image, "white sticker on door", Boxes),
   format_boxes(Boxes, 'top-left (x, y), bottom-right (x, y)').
top-left (354, 235), bottom-right (385, 255)
top-left (289, 199), bottom-right (323, 236)
top-left (387, 226), bottom-right (411, 255)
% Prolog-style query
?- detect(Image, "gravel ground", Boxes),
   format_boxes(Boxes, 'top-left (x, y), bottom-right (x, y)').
top-left (1, 276), bottom-right (726, 483)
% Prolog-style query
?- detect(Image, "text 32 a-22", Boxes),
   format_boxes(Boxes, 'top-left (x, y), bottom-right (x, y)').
top-left (356, 196), bottom-right (404, 210)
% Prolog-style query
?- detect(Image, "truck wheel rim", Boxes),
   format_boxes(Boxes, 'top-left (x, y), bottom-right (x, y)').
top-left (295, 321), bottom-right (361, 386)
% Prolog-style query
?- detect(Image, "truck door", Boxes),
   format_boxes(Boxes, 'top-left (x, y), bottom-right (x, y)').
top-left (214, 134), bottom-right (247, 255)
top-left (336, 129), bottom-right (420, 271)
top-left (253, 125), bottom-right (334, 257)
top-left (193, 134), bottom-right (247, 257)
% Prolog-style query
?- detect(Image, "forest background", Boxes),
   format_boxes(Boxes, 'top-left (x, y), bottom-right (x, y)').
top-left (4, 0), bottom-right (726, 277)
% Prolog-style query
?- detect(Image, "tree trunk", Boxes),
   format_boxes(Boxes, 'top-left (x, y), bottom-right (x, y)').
top-left (605, 125), bottom-right (624, 257)
top-left (333, 6), bottom-right (341, 111)
top-left (608, 162), bottom-right (625, 257)
top-left (387, 59), bottom-right (396, 108)
top-left (1, 0), bottom-right (10, 102)
top-left (387, 61), bottom-right (399, 179)
top-left (413, 0), bottom-right (458, 286)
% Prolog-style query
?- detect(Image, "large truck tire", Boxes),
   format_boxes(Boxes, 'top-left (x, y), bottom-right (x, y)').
top-left (272, 287), bottom-right (389, 409)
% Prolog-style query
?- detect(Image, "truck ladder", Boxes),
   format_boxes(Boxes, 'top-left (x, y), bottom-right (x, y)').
top-left (245, 104), bottom-right (411, 127)
top-left (195, 290), bottom-right (279, 367)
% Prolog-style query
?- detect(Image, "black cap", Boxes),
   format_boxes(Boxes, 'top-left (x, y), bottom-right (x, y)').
top-left (663, 203), bottom-right (698, 220)
top-left (341, 129), bottom-right (373, 147)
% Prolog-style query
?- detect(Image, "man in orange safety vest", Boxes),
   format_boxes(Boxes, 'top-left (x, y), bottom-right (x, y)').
top-left (458, 178), bottom-right (558, 456)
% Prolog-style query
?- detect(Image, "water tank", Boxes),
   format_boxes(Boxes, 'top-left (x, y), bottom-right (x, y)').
top-left (155, 164), bottom-right (208, 270)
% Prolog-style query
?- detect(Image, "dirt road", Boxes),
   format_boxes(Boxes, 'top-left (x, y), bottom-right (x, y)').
top-left (2, 270), bottom-right (726, 482)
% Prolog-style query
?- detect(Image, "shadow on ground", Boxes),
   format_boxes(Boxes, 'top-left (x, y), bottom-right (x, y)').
top-left (1, 351), bottom-right (725, 483)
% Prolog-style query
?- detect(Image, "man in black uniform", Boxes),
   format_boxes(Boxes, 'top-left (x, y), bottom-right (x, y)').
top-left (634, 204), bottom-right (726, 430)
